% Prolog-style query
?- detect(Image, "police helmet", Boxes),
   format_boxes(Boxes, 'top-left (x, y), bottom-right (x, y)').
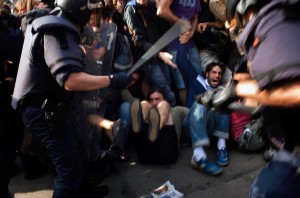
top-left (56, 0), bottom-right (101, 27)
top-left (226, 0), bottom-right (270, 21)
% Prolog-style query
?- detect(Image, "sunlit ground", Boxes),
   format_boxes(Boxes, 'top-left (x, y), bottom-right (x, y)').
top-left (14, 190), bottom-right (53, 198)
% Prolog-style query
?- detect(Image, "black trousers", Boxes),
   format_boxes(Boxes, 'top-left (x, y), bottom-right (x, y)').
top-left (263, 106), bottom-right (300, 151)
top-left (134, 124), bottom-right (179, 165)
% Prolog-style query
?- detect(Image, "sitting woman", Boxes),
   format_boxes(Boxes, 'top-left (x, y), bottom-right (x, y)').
top-left (130, 87), bottom-right (180, 164)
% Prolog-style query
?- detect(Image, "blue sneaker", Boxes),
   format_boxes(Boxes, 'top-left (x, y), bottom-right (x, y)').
top-left (191, 157), bottom-right (222, 175)
top-left (217, 148), bottom-right (229, 167)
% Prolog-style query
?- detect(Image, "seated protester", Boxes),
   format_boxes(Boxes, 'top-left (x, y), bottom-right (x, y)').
top-left (130, 87), bottom-right (182, 164)
top-left (230, 110), bottom-right (265, 152)
top-left (195, 0), bottom-right (233, 82)
top-left (230, 98), bottom-right (284, 161)
top-left (187, 62), bottom-right (227, 108)
top-left (195, 0), bottom-right (230, 61)
top-left (185, 62), bottom-right (229, 175)
top-left (124, 0), bottom-right (178, 107)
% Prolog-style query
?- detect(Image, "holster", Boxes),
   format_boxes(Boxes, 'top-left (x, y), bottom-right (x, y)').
top-left (41, 98), bottom-right (68, 136)
top-left (18, 95), bottom-right (69, 136)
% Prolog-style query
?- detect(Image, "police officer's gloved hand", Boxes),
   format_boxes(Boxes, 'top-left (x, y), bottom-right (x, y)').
top-left (195, 89), bottom-right (219, 109)
top-left (212, 80), bottom-right (238, 110)
top-left (109, 72), bottom-right (132, 89)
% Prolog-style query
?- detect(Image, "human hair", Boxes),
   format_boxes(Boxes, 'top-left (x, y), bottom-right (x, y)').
top-left (205, 62), bottom-right (226, 74)
top-left (0, 2), bottom-right (11, 16)
top-left (146, 87), bottom-right (168, 102)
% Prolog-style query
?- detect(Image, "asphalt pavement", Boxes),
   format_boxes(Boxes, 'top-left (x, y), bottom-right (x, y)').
top-left (9, 144), bottom-right (267, 198)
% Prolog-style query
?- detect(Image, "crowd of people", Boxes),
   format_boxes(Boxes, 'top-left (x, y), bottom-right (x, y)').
top-left (1, 0), bottom-right (299, 197)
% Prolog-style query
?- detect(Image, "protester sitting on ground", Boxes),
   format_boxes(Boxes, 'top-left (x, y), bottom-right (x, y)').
top-left (230, 108), bottom-right (265, 152)
top-left (129, 87), bottom-right (188, 164)
top-left (195, 0), bottom-right (232, 85)
top-left (196, 0), bottom-right (226, 38)
top-left (157, 0), bottom-right (203, 106)
top-left (124, 0), bottom-right (178, 106)
top-left (187, 61), bottom-right (230, 175)
top-left (230, 107), bottom-right (281, 161)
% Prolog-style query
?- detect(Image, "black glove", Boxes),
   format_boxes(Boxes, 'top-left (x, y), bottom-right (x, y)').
top-left (195, 89), bottom-right (219, 108)
top-left (212, 80), bottom-right (238, 110)
top-left (109, 72), bottom-right (132, 89)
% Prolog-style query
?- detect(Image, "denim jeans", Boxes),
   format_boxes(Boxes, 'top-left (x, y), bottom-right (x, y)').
top-left (22, 105), bottom-right (87, 198)
top-left (143, 59), bottom-right (176, 106)
top-left (169, 46), bottom-right (203, 90)
top-left (119, 102), bottom-right (131, 150)
top-left (249, 149), bottom-right (300, 198)
top-left (184, 102), bottom-right (229, 148)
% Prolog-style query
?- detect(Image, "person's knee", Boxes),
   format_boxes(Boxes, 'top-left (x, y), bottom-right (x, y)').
top-left (157, 100), bottom-right (170, 109)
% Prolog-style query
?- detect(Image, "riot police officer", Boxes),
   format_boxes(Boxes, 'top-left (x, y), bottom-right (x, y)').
top-left (206, 0), bottom-right (300, 197)
top-left (12, 0), bottom-right (132, 197)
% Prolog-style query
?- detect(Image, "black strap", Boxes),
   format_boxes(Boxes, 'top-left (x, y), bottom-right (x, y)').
top-left (48, 57), bottom-right (85, 69)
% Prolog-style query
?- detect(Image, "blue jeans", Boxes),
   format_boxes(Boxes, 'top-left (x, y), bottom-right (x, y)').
top-left (169, 46), bottom-right (202, 90)
top-left (249, 149), bottom-right (300, 198)
top-left (143, 59), bottom-right (176, 106)
top-left (22, 105), bottom-right (87, 198)
top-left (119, 102), bottom-right (131, 150)
top-left (184, 102), bottom-right (229, 148)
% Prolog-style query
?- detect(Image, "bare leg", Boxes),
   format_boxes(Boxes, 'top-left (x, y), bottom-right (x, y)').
top-left (156, 100), bottom-right (172, 129)
top-left (141, 101), bottom-right (151, 122)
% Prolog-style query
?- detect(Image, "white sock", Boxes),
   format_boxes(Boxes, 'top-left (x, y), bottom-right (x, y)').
top-left (193, 147), bottom-right (207, 161)
top-left (217, 138), bottom-right (226, 150)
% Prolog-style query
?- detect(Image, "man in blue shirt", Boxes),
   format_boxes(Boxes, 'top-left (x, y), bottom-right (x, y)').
top-left (184, 62), bottom-right (229, 175)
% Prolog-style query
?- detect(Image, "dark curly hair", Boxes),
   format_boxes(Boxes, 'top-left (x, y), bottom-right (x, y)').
top-left (205, 62), bottom-right (226, 75)
top-left (146, 87), bottom-right (168, 102)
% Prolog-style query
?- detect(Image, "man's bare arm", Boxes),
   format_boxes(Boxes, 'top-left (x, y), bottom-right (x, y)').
top-left (156, 0), bottom-right (179, 23)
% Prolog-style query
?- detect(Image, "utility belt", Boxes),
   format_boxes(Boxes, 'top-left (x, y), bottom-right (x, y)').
top-left (18, 94), bottom-right (70, 136)
top-left (18, 94), bottom-right (60, 109)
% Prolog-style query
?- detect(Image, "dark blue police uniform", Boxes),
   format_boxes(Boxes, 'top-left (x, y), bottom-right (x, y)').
top-left (236, 0), bottom-right (300, 197)
top-left (12, 15), bottom-right (88, 197)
